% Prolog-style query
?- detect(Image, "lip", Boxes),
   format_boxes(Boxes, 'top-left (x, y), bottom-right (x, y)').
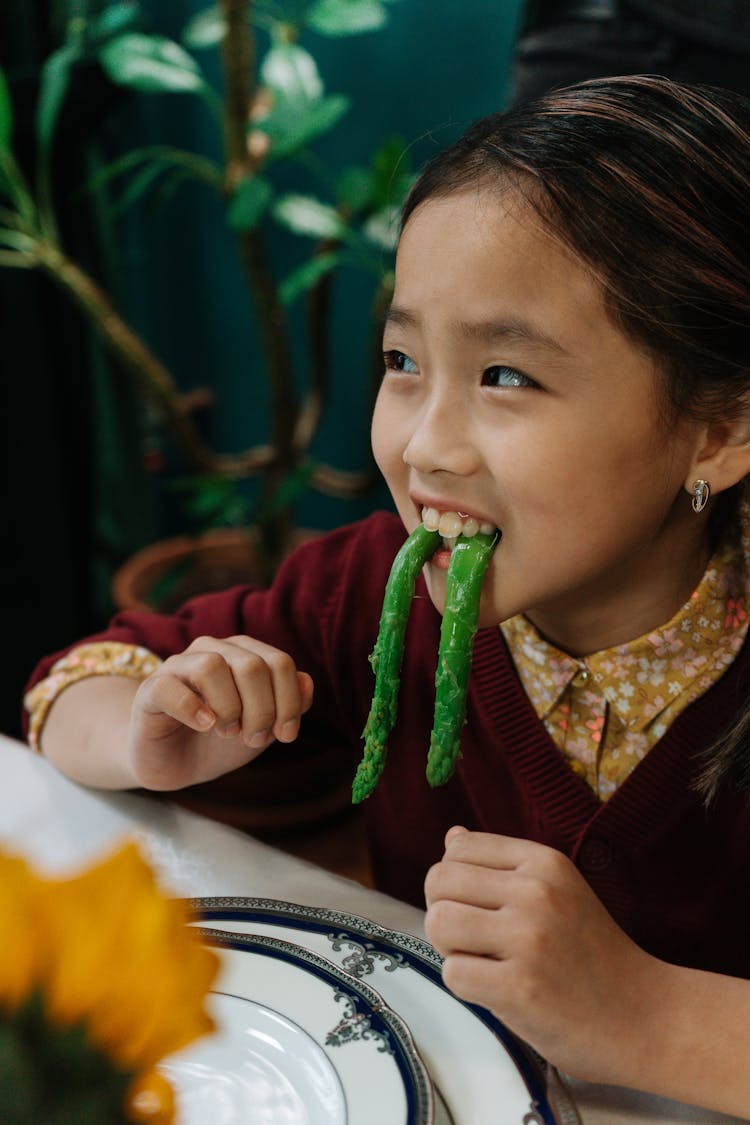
top-left (409, 492), bottom-right (498, 529)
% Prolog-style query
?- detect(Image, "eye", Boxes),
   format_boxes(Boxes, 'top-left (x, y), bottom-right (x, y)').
top-left (383, 349), bottom-right (419, 374)
top-left (482, 365), bottom-right (536, 389)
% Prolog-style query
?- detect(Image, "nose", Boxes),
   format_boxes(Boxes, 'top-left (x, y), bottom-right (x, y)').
top-left (402, 393), bottom-right (480, 477)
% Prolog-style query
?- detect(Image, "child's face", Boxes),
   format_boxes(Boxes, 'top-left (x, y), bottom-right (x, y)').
top-left (371, 187), bottom-right (710, 654)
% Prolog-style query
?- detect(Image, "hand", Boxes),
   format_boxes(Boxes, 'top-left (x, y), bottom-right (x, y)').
top-left (126, 635), bottom-right (314, 791)
top-left (424, 828), bottom-right (664, 1084)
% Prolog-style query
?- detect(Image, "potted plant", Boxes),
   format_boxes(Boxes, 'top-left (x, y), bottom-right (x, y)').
top-left (0, 0), bottom-right (412, 594)
top-left (0, 0), bottom-right (411, 842)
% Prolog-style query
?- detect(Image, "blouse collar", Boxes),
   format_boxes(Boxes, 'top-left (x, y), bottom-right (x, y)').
top-left (501, 487), bottom-right (750, 734)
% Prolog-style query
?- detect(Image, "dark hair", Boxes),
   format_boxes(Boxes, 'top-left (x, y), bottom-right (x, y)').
top-left (403, 75), bottom-right (750, 799)
top-left (403, 75), bottom-right (750, 425)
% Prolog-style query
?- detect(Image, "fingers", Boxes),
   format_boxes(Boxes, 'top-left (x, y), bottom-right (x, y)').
top-left (425, 855), bottom-right (511, 910)
top-left (425, 831), bottom-right (581, 962)
top-left (440, 953), bottom-right (513, 1010)
top-left (424, 829), bottom-right (539, 914)
top-left (136, 661), bottom-right (227, 736)
top-left (424, 898), bottom-right (507, 958)
top-left (442, 827), bottom-right (565, 874)
top-left (297, 670), bottom-right (314, 713)
top-left (137, 635), bottom-right (314, 748)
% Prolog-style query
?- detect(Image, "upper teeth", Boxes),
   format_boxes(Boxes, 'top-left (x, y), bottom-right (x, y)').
top-left (422, 507), bottom-right (495, 538)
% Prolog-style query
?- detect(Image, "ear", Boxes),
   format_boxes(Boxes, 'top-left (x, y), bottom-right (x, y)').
top-left (684, 407), bottom-right (750, 498)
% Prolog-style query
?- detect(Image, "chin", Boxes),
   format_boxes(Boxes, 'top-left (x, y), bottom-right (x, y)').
top-left (424, 571), bottom-right (504, 629)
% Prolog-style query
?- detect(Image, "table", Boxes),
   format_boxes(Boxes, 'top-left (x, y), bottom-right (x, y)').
top-left (1, 730), bottom-right (746, 1125)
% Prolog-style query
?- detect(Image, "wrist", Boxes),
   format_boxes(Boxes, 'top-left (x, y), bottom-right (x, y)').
top-left (608, 955), bottom-right (750, 1115)
top-left (43, 676), bottom-right (142, 789)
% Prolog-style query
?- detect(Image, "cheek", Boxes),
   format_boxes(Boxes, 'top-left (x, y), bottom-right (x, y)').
top-left (371, 391), bottom-right (403, 480)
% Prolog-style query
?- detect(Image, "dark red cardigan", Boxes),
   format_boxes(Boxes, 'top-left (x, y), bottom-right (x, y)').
top-left (24, 511), bottom-right (750, 977)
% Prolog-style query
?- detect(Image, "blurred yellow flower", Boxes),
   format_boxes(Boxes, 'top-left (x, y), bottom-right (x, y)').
top-left (0, 853), bottom-right (47, 1012)
top-left (0, 841), bottom-right (219, 1124)
top-left (126, 1068), bottom-right (177, 1123)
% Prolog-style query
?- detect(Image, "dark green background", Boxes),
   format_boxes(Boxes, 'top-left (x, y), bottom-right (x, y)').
top-left (1, 0), bottom-right (523, 735)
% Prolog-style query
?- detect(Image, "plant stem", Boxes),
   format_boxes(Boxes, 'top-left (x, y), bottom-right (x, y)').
top-left (294, 236), bottom-right (338, 452)
top-left (218, 0), bottom-right (299, 448)
top-left (34, 239), bottom-right (274, 477)
top-left (219, 0), bottom-right (299, 566)
top-left (25, 235), bottom-right (376, 500)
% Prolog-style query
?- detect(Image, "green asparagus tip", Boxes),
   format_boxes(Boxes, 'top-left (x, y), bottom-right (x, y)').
top-left (351, 766), bottom-right (376, 804)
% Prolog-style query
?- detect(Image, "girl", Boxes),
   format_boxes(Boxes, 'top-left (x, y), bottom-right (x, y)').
top-left (24, 76), bottom-right (750, 1114)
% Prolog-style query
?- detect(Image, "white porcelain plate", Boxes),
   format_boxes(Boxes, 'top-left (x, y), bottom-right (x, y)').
top-left (189, 898), bottom-right (576, 1125)
top-left (162, 929), bottom-right (433, 1124)
top-left (162, 992), bottom-right (345, 1123)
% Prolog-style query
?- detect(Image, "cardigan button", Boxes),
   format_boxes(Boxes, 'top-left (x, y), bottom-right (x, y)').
top-left (578, 838), bottom-right (613, 873)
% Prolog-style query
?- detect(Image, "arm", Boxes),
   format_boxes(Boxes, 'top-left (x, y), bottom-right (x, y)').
top-left (28, 514), bottom-right (407, 792)
top-left (424, 827), bottom-right (750, 1116)
top-left (39, 635), bottom-right (313, 791)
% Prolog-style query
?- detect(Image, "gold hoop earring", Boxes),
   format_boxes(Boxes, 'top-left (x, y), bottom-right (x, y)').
top-left (691, 479), bottom-right (710, 513)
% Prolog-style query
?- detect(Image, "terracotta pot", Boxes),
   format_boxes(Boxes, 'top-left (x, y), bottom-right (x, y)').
top-left (112, 526), bottom-right (317, 612)
top-left (111, 526), bottom-right (356, 837)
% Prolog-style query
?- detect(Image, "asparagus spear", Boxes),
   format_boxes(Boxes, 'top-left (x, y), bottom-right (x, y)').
top-left (352, 523), bottom-right (440, 804)
top-left (352, 523), bottom-right (498, 802)
top-left (426, 530), bottom-right (498, 786)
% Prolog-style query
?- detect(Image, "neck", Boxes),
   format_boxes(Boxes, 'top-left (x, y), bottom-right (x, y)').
top-left (526, 522), bottom-right (713, 658)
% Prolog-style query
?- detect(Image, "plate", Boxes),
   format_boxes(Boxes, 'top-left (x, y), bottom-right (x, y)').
top-left (161, 993), bottom-right (345, 1123)
top-left (190, 898), bottom-right (574, 1125)
top-left (164, 929), bottom-right (433, 1124)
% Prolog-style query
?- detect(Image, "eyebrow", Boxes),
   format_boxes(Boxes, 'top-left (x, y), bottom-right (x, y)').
top-left (384, 305), bottom-right (571, 356)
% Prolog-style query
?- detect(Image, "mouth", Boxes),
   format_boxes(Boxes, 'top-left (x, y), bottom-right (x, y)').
top-left (420, 505), bottom-right (498, 554)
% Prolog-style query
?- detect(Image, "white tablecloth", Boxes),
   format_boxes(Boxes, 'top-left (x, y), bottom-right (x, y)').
top-left (1, 731), bottom-right (745, 1125)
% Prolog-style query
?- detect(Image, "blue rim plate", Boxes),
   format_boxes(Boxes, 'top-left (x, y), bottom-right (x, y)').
top-left (189, 897), bottom-right (573, 1125)
top-left (170, 927), bottom-right (434, 1125)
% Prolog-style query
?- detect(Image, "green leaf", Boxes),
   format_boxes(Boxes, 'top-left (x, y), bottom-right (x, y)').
top-left (262, 461), bottom-right (319, 518)
top-left (227, 176), bottom-right (273, 231)
top-left (0, 156), bottom-right (35, 222)
top-left (273, 194), bottom-right (346, 239)
top-left (149, 167), bottom-right (196, 212)
top-left (306, 0), bottom-right (389, 36)
top-left (110, 161), bottom-right (167, 215)
top-left (0, 67), bottom-right (13, 154)
top-left (262, 94), bottom-right (350, 159)
top-left (260, 43), bottom-right (323, 103)
top-left (0, 227), bottom-right (37, 252)
top-left (362, 203), bottom-right (400, 250)
top-left (37, 43), bottom-right (79, 154)
top-left (182, 5), bottom-right (227, 49)
top-left (371, 135), bottom-right (411, 203)
top-left (169, 474), bottom-right (251, 529)
top-left (34, 1090), bottom-right (130, 1125)
top-left (272, 461), bottom-right (319, 511)
top-left (279, 250), bottom-right (342, 305)
top-left (89, 2), bottom-right (140, 42)
top-left (83, 145), bottom-right (222, 195)
top-left (258, 42), bottom-right (351, 157)
top-left (0, 161), bottom-right (11, 201)
top-left (90, 148), bottom-right (221, 217)
top-left (337, 165), bottom-right (376, 212)
top-left (99, 33), bottom-right (205, 93)
top-left (0, 1020), bottom-right (37, 1115)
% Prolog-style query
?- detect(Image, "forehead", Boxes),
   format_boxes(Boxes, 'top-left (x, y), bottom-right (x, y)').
top-left (393, 187), bottom-right (613, 350)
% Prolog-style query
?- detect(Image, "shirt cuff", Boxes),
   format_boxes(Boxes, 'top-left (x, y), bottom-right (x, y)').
top-left (23, 642), bottom-right (162, 753)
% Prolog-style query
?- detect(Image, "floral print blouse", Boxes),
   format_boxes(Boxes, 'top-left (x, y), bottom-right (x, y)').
top-left (501, 494), bottom-right (750, 800)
